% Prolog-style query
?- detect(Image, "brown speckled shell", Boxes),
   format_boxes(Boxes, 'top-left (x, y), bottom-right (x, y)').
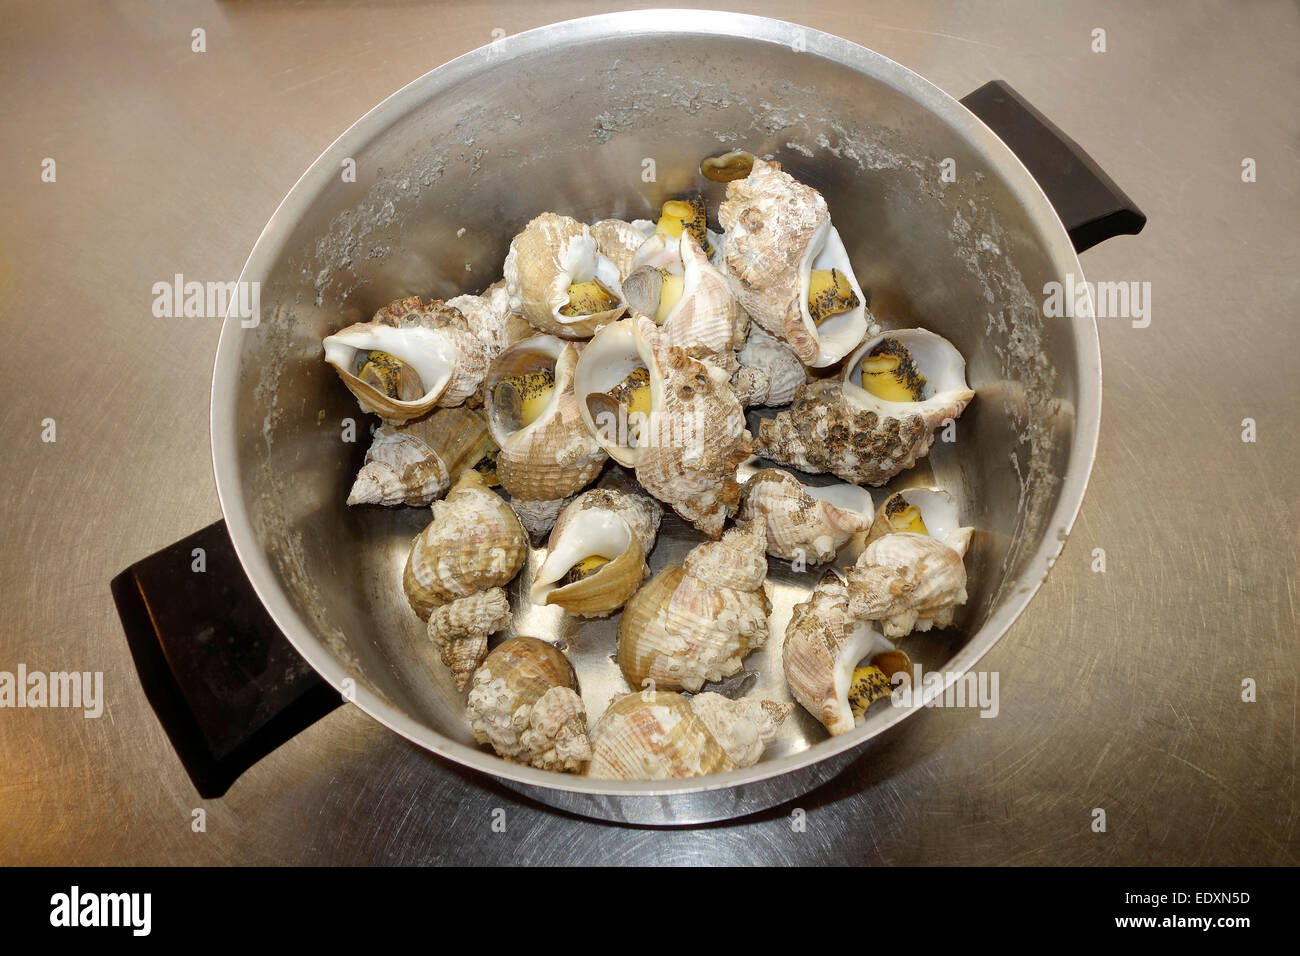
top-left (756, 378), bottom-right (952, 486)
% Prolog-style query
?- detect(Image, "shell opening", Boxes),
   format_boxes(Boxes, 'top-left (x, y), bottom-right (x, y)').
top-left (554, 233), bottom-right (624, 320)
top-left (797, 224), bottom-right (869, 368)
top-left (530, 508), bottom-right (633, 604)
top-left (484, 336), bottom-right (566, 446)
top-left (574, 321), bottom-right (662, 467)
top-left (323, 324), bottom-right (457, 408)
top-left (843, 328), bottom-right (973, 412)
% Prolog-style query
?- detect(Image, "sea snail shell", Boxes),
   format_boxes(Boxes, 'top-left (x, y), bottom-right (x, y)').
top-left (586, 690), bottom-right (791, 780)
top-left (465, 636), bottom-right (591, 773)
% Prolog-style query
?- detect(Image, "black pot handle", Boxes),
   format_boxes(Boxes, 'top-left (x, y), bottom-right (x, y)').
top-left (960, 80), bottom-right (1146, 252)
top-left (112, 521), bottom-right (341, 798)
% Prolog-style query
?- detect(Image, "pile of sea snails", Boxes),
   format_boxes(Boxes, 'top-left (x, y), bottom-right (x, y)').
top-left (322, 153), bottom-right (977, 781)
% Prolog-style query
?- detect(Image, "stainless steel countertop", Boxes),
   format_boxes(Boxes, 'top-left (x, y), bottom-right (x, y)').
top-left (1, 0), bottom-right (1295, 865)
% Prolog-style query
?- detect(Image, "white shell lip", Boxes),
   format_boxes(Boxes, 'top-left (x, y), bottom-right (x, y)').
top-left (841, 326), bottom-right (975, 412)
top-left (573, 319), bottom-right (661, 468)
top-left (549, 232), bottom-right (626, 325)
top-left (322, 323), bottom-right (457, 411)
top-left (630, 227), bottom-right (725, 277)
top-left (483, 334), bottom-right (567, 447)
top-left (830, 619), bottom-right (893, 734)
top-left (886, 487), bottom-right (961, 542)
top-left (803, 481), bottom-right (874, 516)
top-left (797, 223), bottom-right (870, 368)
top-left (530, 507), bottom-right (633, 605)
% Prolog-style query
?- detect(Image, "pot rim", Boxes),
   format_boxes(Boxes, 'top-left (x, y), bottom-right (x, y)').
top-left (210, 9), bottom-right (1101, 798)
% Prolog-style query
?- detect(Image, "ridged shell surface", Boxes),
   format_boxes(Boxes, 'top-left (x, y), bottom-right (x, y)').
top-left (466, 636), bottom-right (590, 773)
top-left (402, 470), bottom-right (528, 619)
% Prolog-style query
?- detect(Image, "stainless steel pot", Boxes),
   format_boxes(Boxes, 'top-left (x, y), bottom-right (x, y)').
top-left (207, 10), bottom-right (1142, 824)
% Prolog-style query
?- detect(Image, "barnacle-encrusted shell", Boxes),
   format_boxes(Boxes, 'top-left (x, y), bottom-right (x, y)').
top-left (729, 327), bottom-right (806, 408)
top-left (445, 279), bottom-right (534, 358)
top-left (323, 296), bottom-right (491, 422)
top-left (502, 212), bottom-right (626, 338)
top-left (586, 690), bottom-right (790, 780)
top-left (755, 328), bottom-right (976, 485)
top-left (739, 469), bottom-right (873, 564)
top-left (782, 568), bottom-right (899, 735)
top-left (624, 232), bottom-right (747, 359)
top-left (485, 335), bottom-right (608, 516)
top-left (530, 486), bottom-right (662, 617)
top-left (402, 470), bottom-right (528, 620)
top-left (575, 316), bottom-right (751, 536)
top-left (426, 587), bottom-right (511, 690)
top-left (466, 636), bottom-right (591, 773)
top-left (717, 159), bottom-right (868, 368)
top-left (847, 531), bottom-right (970, 638)
top-left (347, 406), bottom-right (495, 507)
top-left (616, 517), bottom-right (771, 693)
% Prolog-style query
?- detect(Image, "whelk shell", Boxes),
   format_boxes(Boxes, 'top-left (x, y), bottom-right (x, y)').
top-left (530, 485), bottom-right (662, 618)
top-left (846, 531), bottom-right (971, 638)
top-left (402, 469), bottom-right (528, 620)
top-left (586, 690), bottom-right (791, 780)
top-left (575, 316), bottom-right (751, 536)
top-left (445, 279), bottom-right (535, 358)
top-left (502, 212), bottom-right (627, 338)
top-left (717, 158), bottom-right (869, 368)
top-left (616, 517), bottom-right (771, 693)
top-left (347, 405), bottom-right (496, 507)
top-left (755, 327), bottom-right (975, 486)
top-left (739, 468), bottom-right (873, 565)
top-left (484, 334), bottom-right (608, 523)
top-left (729, 326), bottom-right (806, 408)
top-left (426, 587), bottom-right (511, 691)
top-left (782, 568), bottom-right (907, 736)
top-left (322, 296), bottom-right (491, 422)
top-left (465, 636), bottom-right (591, 773)
top-left (623, 232), bottom-right (747, 360)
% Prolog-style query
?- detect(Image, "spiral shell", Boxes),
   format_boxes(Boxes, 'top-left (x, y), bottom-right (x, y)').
top-left (846, 532), bottom-right (970, 638)
top-left (729, 327), bottom-right (806, 408)
top-left (485, 334), bottom-right (608, 517)
top-left (718, 159), bottom-right (868, 368)
top-left (426, 587), bottom-right (511, 690)
top-left (445, 279), bottom-right (535, 358)
top-left (530, 485), bottom-right (662, 617)
top-left (590, 218), bottom-right (655, 279)
top-left (739, 469), bottom-right (873, 564)
top-left (466, 636), bottom-right (591, 773)
top-left (755, 328), bottom-right (975, 486)
top-left (502, 212), bottom-right (627, 338)
top-left (782, 568), bottom-right (900, 736)
top-left (575, 316), bottom-right (751, 536)
top-left (402, 469), bottom-right (528, 620)
top-left (623, 232), bottom-right (747, 359)
top-left (586, 690), bottom-right (791, 780)
top-left (616, 517), bottom-right (771, 693)
top-left (323, 296), bottom-right (491, 422)
top-left (347, 406), bottom-right (496, 507)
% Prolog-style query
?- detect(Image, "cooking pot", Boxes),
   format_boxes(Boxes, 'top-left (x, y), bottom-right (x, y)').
top-left (195, 10), bottom-right (1143, 825)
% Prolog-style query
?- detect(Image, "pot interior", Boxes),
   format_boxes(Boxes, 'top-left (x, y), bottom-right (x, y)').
top-left (213, 14), bottom-right (1092, 794)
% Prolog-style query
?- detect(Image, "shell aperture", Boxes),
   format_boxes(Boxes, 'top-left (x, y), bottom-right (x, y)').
top-left (355, 349), bottom-right (426, 401)
top-left (807, 269), bottom-right (860, 326)
top-left (858, 337), bottom-right (926, 402)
